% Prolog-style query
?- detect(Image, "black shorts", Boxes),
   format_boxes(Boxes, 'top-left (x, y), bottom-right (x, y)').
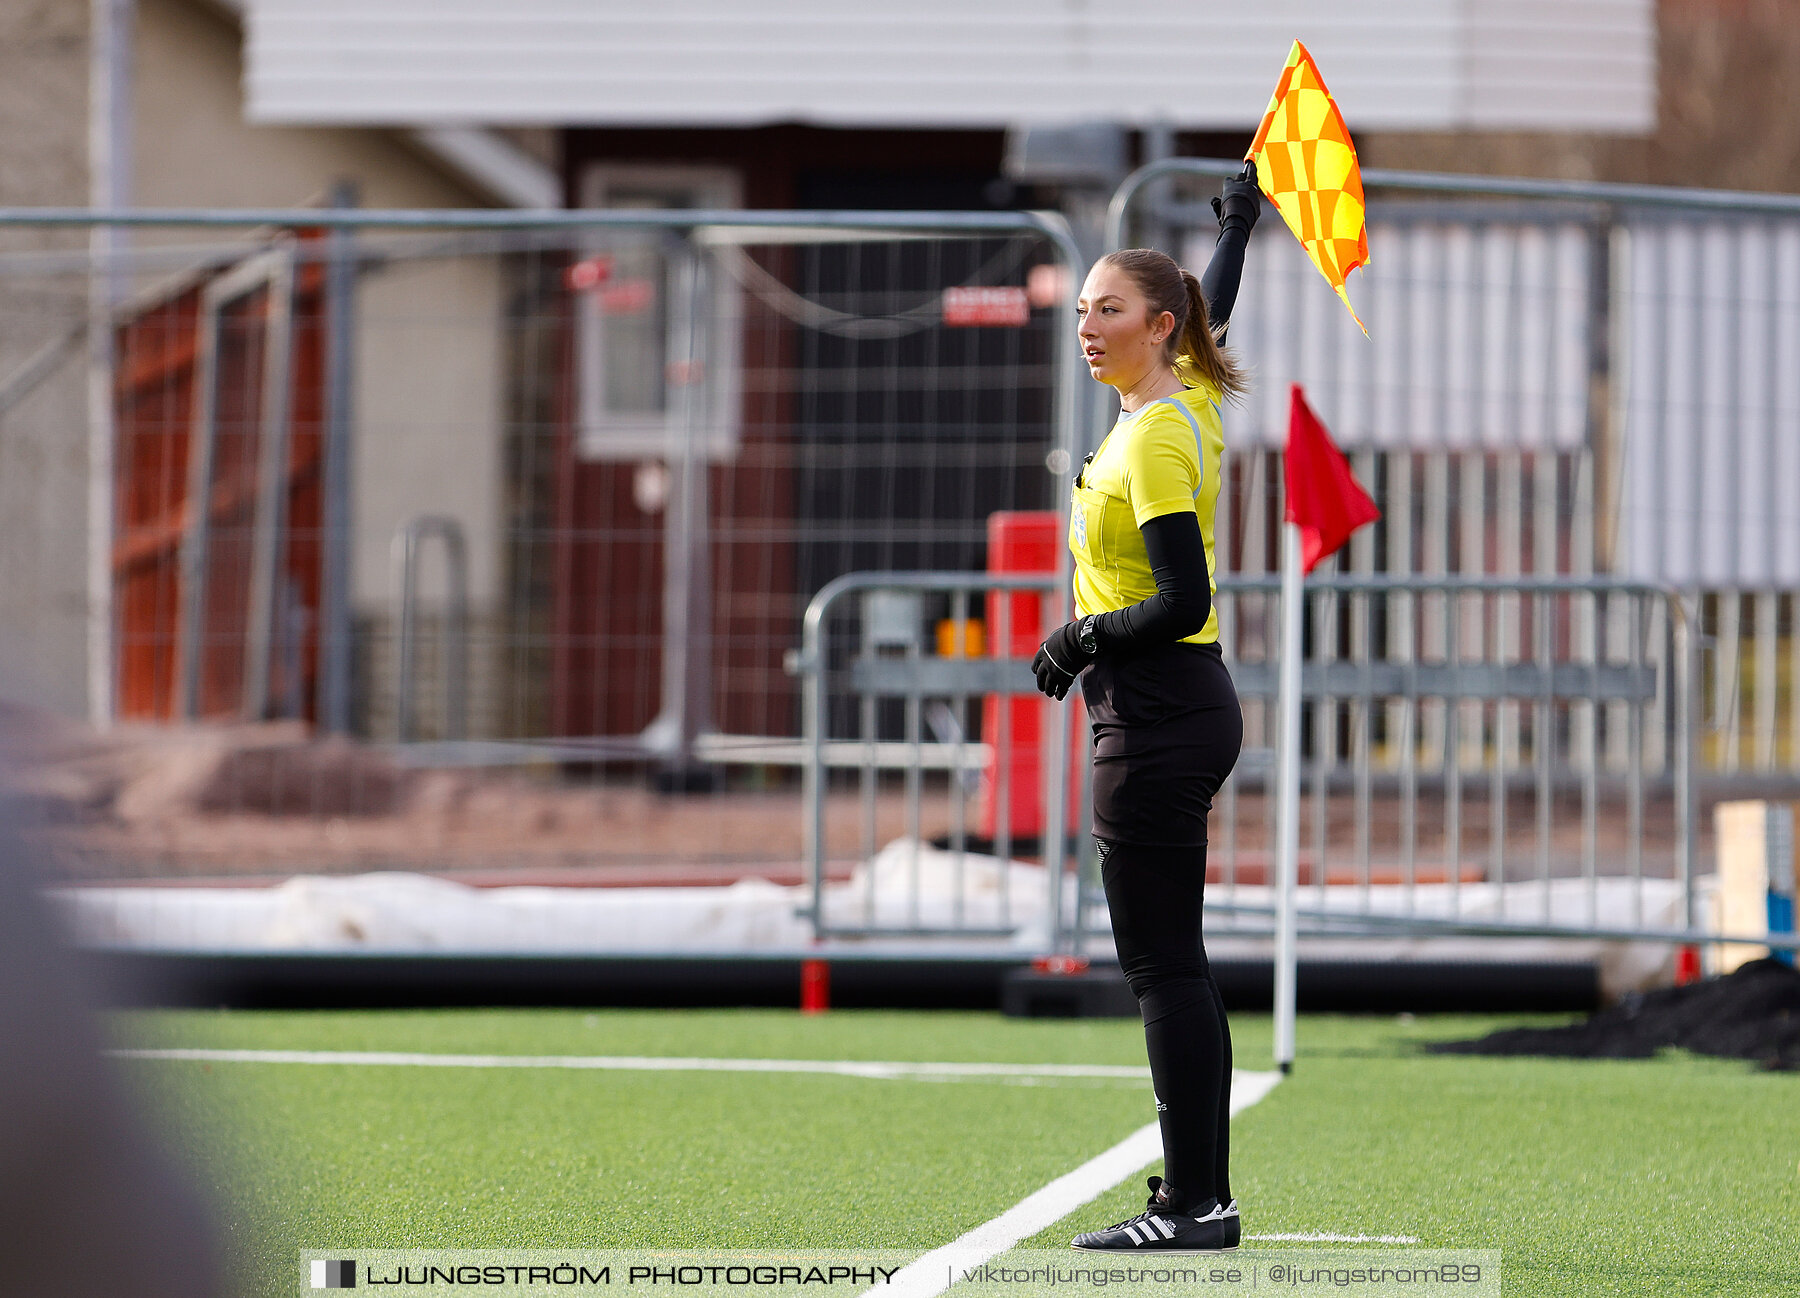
top-left (1081, 640), bottom-right (1243, 847)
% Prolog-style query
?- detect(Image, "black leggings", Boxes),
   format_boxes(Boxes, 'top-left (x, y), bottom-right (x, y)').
top-left (1099, 838), bottom-right (1231, 1208)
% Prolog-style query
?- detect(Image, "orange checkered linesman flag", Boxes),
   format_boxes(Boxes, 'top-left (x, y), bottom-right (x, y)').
top-left (1247, 40), bottom-right (1369, 335)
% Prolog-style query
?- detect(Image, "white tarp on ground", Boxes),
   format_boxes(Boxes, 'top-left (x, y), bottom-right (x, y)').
top-left (54, 838), bottom-right (1710, 998)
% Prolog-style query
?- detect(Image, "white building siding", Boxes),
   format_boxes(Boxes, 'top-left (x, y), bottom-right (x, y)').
top-left (1464, 2), bottom-right (1657, 129)
top-left (244, 0), bottom-right (1654, 132)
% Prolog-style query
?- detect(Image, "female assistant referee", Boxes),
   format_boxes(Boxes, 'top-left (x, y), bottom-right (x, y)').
top-left (1032, 167), bottom-right (1260, 1253)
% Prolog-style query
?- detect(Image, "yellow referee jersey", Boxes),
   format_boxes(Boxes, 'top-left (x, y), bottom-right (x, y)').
top-left (1068, 376), bottom-right (1224, 646)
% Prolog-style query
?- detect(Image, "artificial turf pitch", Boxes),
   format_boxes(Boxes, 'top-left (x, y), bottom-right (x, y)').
top-left (113, 1008), bottom-right (1798, 1297)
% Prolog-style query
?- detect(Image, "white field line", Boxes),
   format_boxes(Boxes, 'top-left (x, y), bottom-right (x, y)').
top-left (873, 1069), bottom-right (1283, 1298)
top-left (113, 1056), bottom-right (1387, 1253)
top-left (1249, 1232), bottom-right (1422, 1244)
top-left (108, 1048), bottom-right (1149, 1082)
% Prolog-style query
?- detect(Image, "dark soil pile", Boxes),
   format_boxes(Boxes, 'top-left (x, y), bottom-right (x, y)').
top-left (1427, 957), bottom-right (1800, 1071)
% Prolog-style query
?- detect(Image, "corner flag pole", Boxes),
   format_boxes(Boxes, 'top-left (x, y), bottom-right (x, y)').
top-left (1273, 385), bottom-right (1380, 1075)
top-left (1249, 31), bottom-right (1374, 1068)
top-left (1273, 518), bottom-right (1304, 1074)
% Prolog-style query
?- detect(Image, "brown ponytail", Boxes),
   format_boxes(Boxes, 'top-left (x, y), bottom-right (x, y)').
top-left (1098, 248), bottom-right (1250, 402)
top-left (1178, 269), bottom-right (1249, 401)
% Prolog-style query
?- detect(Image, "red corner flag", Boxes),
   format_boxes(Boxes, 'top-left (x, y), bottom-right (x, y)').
top-left (1284, 384), bottom-right (1379, 574)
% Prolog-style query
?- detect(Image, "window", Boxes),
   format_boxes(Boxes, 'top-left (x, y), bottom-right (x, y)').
top-left (574, 165), bottom-right (742, 461)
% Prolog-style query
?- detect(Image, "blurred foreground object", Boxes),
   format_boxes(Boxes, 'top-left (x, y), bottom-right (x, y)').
top-left (0, 766), bottom-right (220, 1297)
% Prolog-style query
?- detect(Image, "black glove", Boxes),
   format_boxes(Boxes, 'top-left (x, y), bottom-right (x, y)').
top-left (1211, 160), bottom-right (1261, 236)
top-left (1032, 617), bottom-right (1097, 701)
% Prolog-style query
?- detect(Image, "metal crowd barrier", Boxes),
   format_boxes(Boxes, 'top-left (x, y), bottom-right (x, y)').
top-left (1074, 575), bottom-right (1701, 955)
top-left (796, 570), bottom-right (1706, 957)
top-left (6, 204), bottom-right (1095, 888)
top-left (795, 570), bottom-right (1067, 940)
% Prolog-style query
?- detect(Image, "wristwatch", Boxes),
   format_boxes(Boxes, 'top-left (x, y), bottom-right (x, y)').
top-left (1077, 614), bottom-right (1098, 655)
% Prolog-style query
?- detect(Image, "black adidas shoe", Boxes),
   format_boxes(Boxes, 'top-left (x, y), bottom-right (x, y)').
top-left (1070, 1177), bottom-right (1230, 1252)
top-left (1221, 1198), bottom-right (1240, 1249)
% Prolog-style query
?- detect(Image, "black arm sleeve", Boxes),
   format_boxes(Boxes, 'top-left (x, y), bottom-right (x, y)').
top-left (1092, 510), bottom-right (1212, 650)
top-left (1199, 220), bottom-right (1251, 338)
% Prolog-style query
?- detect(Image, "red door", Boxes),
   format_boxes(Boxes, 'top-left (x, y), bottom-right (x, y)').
top-left (112, 247), bottom-right (326, 722)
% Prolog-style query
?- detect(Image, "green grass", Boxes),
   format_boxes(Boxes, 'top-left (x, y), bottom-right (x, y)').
top-left (111, 1009), bottom-right (1800, 1297)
